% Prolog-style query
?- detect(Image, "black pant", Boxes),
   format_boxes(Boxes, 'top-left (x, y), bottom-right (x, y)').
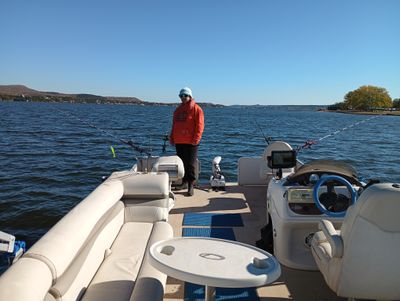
top-left (175, 144), bottom-right (198, 183)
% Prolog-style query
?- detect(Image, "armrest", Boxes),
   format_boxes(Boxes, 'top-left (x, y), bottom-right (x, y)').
top-left (318, 220), bottom-right (343, 258)
top-left (168, 191), bottom-right (176, 211)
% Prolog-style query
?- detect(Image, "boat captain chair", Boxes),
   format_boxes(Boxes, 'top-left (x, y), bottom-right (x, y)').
top-left (311, 183), bottom-right (400, 301)
top-left (259, 141), bottom-right (294, 181)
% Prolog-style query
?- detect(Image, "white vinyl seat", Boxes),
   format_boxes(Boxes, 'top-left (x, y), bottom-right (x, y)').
top-left (151, 156), bottom-right (184, 183)
top-left (0, 173), bottom-right (173, 301)
top-left (311, 183), bottom-right (400, 300)
top-left (259, 141), bottom-right (294, 181)
top-left (151, 156), bottom-right (184, 210)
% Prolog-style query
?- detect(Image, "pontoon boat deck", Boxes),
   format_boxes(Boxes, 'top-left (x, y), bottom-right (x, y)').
top-left (164, 184), bottom-right (344, 300)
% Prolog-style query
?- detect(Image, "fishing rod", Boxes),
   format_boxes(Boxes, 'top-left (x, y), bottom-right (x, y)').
top-left (255, 119), bottom-right (272, 145)
top-left (120, 139), bottom-right (152, 156)
top-left (296, 115), bottom-right (381, 153)
top-left (54, 107), bottom-right (153, 156)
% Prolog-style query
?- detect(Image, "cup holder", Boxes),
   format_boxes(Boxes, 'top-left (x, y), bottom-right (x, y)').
top-left (252, 257), bottom-right (270, 269)
top-left (160, 245), bottom-right (175, 256)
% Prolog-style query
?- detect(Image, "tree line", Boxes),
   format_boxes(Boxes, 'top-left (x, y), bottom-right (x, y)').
top-left (328, 85), bottom-right (399, 111)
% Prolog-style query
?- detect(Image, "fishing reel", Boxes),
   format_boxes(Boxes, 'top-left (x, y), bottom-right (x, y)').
top-left (162, 134), bottom-right (169, 153)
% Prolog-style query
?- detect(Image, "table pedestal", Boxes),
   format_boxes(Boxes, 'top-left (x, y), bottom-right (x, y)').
top-left (205, 285), bottom-right (216, 301)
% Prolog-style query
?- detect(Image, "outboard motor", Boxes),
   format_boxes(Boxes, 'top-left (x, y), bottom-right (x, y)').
top-left (210, 156), bottom-right (226, 191)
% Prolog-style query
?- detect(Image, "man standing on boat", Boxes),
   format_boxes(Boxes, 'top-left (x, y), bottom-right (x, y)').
top-left (170, 87), bottom-right (204, 196)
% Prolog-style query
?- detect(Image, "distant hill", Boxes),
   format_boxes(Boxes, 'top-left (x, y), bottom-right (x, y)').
top-left (0, 85), bottom-right (145, 105)
top-left (0, 85), bottom-right (224, 107)
top-left (0, 85), bottom-right (44, 96)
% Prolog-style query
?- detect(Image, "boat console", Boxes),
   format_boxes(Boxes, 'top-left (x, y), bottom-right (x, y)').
top-left (286, 186), bottom-right (353, 215)
top-left (262, 143), bottom-right (364, 270)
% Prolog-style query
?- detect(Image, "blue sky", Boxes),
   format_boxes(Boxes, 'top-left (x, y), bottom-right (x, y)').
top-left (1, 0), bottom-right (399, 105)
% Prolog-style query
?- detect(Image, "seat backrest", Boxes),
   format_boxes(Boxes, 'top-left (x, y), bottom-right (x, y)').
top-left (122, 172), bottom-right (171, 222)
top-left (260, 141), bottom-right (293, 180)
top-left (338, 183), bottom-right (400, 299)
top-left (135, 155), bottom-right (185, 184)
top-left (151, 155), bottom-right (184, 182)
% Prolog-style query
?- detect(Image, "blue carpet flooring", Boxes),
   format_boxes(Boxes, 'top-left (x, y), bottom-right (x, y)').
top-left (184, 282), bottom-right (259, 301)
top-left (182, 213), bottom-right (244, 227)
top-left (182, 227), bottom-right (236, 241)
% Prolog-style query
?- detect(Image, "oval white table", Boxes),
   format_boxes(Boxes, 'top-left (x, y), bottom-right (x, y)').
top-left (149, 237), bottom-right (281, 301)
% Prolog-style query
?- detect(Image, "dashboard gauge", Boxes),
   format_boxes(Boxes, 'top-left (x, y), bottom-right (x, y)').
top-left (309, 173), bottom-right (319, 184)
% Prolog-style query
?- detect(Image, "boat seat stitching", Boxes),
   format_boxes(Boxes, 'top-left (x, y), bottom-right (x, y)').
top-left (24, 253), bottom-right (57, 283)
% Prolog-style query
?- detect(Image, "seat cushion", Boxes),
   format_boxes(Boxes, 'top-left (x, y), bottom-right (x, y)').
top-left (130, 221), bottom-right (174, 301)
top-left (81, 222), bottom-right (154, 301)
top-left (81, 221), bottom-right (173, 301)
top-left (124, 198), bottom-right (170, 223)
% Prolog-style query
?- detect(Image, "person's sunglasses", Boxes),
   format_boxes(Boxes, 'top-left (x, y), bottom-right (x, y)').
top-left (180, 94), bottom-right (191, 98)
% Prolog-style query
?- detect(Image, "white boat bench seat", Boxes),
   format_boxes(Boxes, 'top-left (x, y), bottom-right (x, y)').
top-left (0, 172), bottom-right (173, 301)
top-left (81, 221), bottom-right (171, 301)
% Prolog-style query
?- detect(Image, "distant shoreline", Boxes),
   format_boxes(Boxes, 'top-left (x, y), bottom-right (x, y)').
top-left (0, 99), bottom-right (329, 109)
top-left (0, 98), bottom-right (224, 108)
top-left (322, 109), bottom-right (400, 116)
top-left (0, 84), bottom-right (224, 108)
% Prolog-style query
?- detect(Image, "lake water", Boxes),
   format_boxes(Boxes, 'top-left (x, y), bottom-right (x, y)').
top-left (0, 101), bottom-right (399, 270)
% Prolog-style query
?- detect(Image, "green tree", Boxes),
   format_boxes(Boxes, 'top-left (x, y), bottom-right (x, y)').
top-left (393, 98), bottom-right (400, 109)
top-left (344, 85), bottom-right (392, 110)
top-left (327, 101), bottom-right (347, 110)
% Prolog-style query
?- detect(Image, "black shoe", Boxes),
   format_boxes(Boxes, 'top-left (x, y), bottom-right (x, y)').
top-left (175, 182), bottom-right (188, 190)
top-left (187, 182), bottom-right (194, 196)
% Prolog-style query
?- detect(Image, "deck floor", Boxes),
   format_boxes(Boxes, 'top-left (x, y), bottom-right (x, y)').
top-left (164, 183), bottom-right (345, 301)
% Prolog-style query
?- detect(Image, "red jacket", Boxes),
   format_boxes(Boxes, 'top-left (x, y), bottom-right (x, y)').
top-left (170, 99), bottom-right (204, 145)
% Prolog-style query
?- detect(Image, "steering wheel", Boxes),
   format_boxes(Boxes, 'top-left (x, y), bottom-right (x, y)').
top-left (313, 175), bottom-right (357, 217)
